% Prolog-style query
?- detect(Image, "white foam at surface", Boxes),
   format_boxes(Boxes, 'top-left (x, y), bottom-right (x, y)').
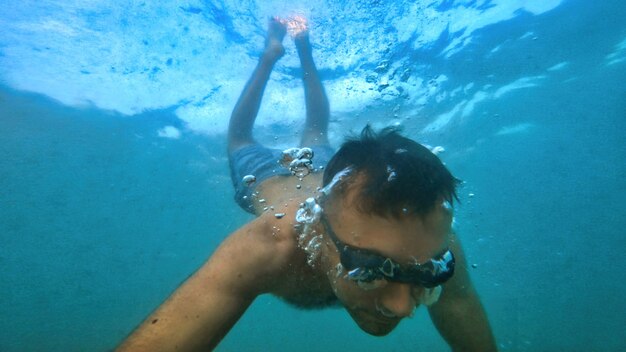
top-left (547, 62), bottom-right (569, 71)
top-left (326, 77), bottom-right (378, 114)
top-left (495, 123), bottom-right (534, 136)
top-left (489, 44), bottom-right (503, 55)
top-left (449, 85), bottom-right (463, 98)
top-left (523, 0), bottom-right (563, 14)
top-left (422, 75), bottom-right (546, 134)
top-left (519, 31), bottom-right (535, 40)
top-left (605, 36), bottom-right (626, 66)
top-left (606, 57), bottom-right (626, 66)
top-left (0, 0), bottom-right (564, 135)
top-left (422, 99), bottom-right (467, 133)
top-left (461, 91), bottom-right (488, 118)
top-left (157, 126), bottom-right (182, 139)
top-left (420, 1), bottom-right (562, 58)
top-left (493, 76), bottom-right (546, 99)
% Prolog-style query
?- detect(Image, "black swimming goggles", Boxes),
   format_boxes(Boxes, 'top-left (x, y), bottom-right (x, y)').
top-left (321, 215), bottom-right (455, 288)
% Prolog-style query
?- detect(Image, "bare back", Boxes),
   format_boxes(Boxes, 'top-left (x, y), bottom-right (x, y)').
top-left (250, 173), bottom-right (338, 308)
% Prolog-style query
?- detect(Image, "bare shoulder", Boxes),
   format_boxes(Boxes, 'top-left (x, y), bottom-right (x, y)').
top-left (213, 205), bottom-right (304, 294)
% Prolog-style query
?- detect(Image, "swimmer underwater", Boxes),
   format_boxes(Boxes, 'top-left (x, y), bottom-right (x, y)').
top-left (118, 16), bottom-right (497, 351)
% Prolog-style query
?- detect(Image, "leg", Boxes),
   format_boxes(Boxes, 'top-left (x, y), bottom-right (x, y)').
top-left (293, 24), bottom-right (330, 147)
top-left (227, 18), bottom-right (286, 154)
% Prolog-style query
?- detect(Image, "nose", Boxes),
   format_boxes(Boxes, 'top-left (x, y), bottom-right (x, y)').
top-left (376, 282), bottom-right (418, 318)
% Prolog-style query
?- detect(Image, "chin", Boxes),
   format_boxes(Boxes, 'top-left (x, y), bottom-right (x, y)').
top-left (354, 317), bottom-right (400, 336)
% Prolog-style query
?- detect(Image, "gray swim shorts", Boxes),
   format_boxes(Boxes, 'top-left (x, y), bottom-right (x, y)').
top-left (228, 143), bottom-right (335, 214)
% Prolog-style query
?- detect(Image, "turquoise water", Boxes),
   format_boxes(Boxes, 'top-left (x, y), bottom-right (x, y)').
top-left (1, 1), bottom-right (625, 351)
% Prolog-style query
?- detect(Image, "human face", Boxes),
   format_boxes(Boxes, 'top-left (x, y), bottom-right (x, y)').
top-left (320, 193), bottom-right (453, 336)
top-left (321, 214), bottom-right (455, 288)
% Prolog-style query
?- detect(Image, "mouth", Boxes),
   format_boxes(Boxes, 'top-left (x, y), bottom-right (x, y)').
top-left (371, 317), bottom-right (397, 326)
top-left (375, 301), bottom-right (400, 319)
top-left (349, 309), bottom-right (399, 336)
top-left (364, 314), bottom-right (400, 336)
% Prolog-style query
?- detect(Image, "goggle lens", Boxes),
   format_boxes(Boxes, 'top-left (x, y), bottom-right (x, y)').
top-left (342, 250), bottom-right (455, 288)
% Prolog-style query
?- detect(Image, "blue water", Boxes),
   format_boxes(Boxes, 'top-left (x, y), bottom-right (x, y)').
top-left (1, 0), bottom-right (625, 351)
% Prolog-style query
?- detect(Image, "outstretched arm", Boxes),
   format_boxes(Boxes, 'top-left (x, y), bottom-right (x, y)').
top-left (117, 215), bottom-right (283, 351)
top-left (428, 232), bottom-right (497, 351)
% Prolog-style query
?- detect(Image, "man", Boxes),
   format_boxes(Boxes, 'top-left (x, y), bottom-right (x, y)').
top-left (118, 17), bottom-right (497, 351)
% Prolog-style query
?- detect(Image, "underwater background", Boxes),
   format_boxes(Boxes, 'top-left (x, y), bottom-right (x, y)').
top-left (1, 0), bottom-right (624, 351)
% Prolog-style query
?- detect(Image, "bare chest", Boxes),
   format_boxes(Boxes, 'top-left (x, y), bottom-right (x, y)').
top-left (272, 258), bottom-right (339, 309)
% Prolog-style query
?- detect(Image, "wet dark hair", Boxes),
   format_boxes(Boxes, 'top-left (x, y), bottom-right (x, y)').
top-left (322, 125), bottom-right (460, 218)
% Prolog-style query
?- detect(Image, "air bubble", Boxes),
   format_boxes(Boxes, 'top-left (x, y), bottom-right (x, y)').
top-left (431, 146), bottom-right (445, 155)
top-left (281, 147), bottom-right (315, 178)
top-left (242, 175), bottom-right (256, 186)
top-left (295, 197), bottom-right (322, 224)
top-left (289, 158), bottom-right (313, 177)
top-left (420, 286), bottom-right (442, 306)
top-left (386, 165), bottom-right (397, 181)
top-left (335, 263), bottom-right (344, 277)
top-left (297, 147), bottom-right (313, 160)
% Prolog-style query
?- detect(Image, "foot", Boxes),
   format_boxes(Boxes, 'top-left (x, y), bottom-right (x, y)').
top-left (283, 15), bottom-right (309, 39)
top-left (286, 16), bottom-right (311, 55)
top-left (264, 17), bottom-right (286, 62)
